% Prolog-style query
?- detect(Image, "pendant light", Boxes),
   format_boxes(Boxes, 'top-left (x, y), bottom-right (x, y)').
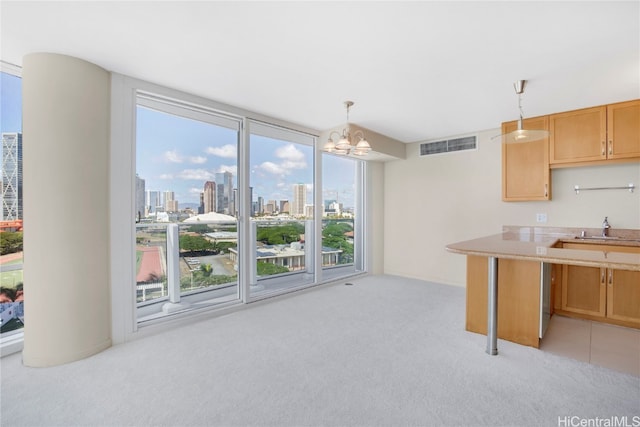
top-left (322, 101), bottom-right (371, 156)
top-left (492, 80), bottom-right (549, 144)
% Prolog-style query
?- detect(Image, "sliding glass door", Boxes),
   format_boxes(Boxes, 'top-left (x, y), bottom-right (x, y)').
top-left (248, 121), bottom-right (316, 299)
top-left (322, 153), bottom-right (365, 280)
top-left (135, 94), bottom-right (241, 322)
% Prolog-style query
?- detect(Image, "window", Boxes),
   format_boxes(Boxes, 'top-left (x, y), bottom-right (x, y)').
top-left (322, 153), bottom-right (365, 280)
top-left (248, 121), bottom-right (316, 299)
top-left (135, 94), bottom-right (241, 322)
top-left (0, 66), bottom-right (24, 340)
top-left (112, 75), bottom-right (368, 339)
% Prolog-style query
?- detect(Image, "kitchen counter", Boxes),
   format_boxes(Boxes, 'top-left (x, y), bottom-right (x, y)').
top-left (446, 226), bottom-right (640, 356)
top-left (446, 226), bottom-right (640, 271)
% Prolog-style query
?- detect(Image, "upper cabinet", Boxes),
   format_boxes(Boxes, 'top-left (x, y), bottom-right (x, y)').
top-left (502, 116), bottom-right (550, 201)
top-left (549, 99), bottom-right (640, 166)
top-left (501, 99), bottom-right (638, 202)
top-left (607, 100), bottom-right (640, 160)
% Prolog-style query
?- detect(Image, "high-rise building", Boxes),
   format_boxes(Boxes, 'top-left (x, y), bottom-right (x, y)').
top-left (145, 190), bottom-right (161, 215)
top-left (265, 200), bottom-right (277, 215)
top-left (292, 183), bottom-right (307, 217)
top-left (280, 200), bottom-right (289, 213)
top-left (215, 171), bottom-right (233, 214)
top-left (257, 196), bottom-right (264, 215)
top-left (1, 133), bottom-right (23, 221)
top-left (166, 199), bottom-right (179, 212)
top-left (203, 181), bottom-right (216, 213)
top-left (135, 175), bottom-right (145, 221)
top-left (198, 192), bottom-right (205, 214)
top-left (163, 191), bottom-right (175, 211)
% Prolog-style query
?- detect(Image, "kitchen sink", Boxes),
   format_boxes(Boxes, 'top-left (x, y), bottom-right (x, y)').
top-left (573, 236), bottom-right (640, 243)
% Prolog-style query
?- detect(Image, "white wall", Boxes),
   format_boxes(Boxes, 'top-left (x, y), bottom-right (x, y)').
top-left (384, 128), bottom-right (640, 287)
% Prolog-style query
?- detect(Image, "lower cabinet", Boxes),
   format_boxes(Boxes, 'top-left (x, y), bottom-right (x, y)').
top-left (560, 243), bottom-right (640, 328)
top-left (466, 256), bottom-right (543, 348)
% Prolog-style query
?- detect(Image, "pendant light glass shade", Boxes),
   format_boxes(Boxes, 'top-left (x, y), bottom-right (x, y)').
top-left (322, 101), bottom-right (372, 155)
top-left (493, 80), bottom-right (549, 144)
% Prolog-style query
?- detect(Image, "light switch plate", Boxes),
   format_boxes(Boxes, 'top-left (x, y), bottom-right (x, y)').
top-left (536, 213), bottom-right (548, 223)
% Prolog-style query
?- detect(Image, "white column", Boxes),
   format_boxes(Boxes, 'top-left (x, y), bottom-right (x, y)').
top-left (162, 224), bottom-right (190, 313)
top-left (22, 53), bottom-right (112, 366)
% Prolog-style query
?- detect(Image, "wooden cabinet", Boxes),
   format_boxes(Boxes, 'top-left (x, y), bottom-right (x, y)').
top-left (502, 116), bottom-right (550, 201)
top-left (550, 100), bottom-right (640, 166)
top-left (607, 100), bottom-right (640, 160)
top-left (560, 243), bottom-right (640, 328)
top-left (550, 106), bottom-right (606, 165)
top-left (466, 256), bottom-right (543, 348)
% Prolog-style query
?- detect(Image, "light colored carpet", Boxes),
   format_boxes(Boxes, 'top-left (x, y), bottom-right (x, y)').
top-left (1, 275), bottom-right (639, 427)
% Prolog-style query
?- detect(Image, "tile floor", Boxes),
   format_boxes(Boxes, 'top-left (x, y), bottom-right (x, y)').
top-left (541, 314), bottom-right (640, 376)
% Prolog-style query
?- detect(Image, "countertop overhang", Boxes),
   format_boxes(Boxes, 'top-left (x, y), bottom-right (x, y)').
top-left (446, 227), bottom-right (640, 271)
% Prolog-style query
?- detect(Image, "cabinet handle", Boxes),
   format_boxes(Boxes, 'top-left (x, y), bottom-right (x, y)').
top-left (609, 140), bottom-right (613, 156)
top-left (601, 270), bottom-right (606, 284)
top-left (544, 183), bottom-right (548, 198)
top-left (601, 141), bottom-right (606, 156)
top-left (608, 270), bottom-right (613, 286)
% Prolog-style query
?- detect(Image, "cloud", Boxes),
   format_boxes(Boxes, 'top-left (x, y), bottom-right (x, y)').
top-left (189, 156), bottom-right (207, 164)
top-left (276, 144), bottom-right (306, 169)
top-left (163, 150), bottom-right (183, 163)
top-left (217, 164), bottom-right (237, 175)
top-left (175, 169), bottom-right (216, 180)
top-left (206, 144), bottom-right (236, 158)
top-left (159, 173), bottom-right (174, 179)
top-left (188, 187), bottom-right (203, 195)
top-left (162, 150), bottom-right (207, 165)
top-left (258, 161), bottom-right (286, 175)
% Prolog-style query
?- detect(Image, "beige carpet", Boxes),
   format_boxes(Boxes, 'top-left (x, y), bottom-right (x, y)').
top-left (1, 275), bottom-right (639, 426)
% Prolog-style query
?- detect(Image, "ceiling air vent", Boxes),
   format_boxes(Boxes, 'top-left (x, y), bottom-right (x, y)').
top-left (420, 135), bottom-right (477, 156)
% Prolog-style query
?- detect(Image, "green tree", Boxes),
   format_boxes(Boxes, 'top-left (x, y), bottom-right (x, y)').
top-left (257, 261), bottom-right (290, 276)
top-left (322, 222), bottom-right (354, 262)
top-left (187, 224), bottom-right (210, 234)
top-left (0, 232), bottom-right (23, 255)
top-left (200, 263), bottom-right (213, 277)
top-left (179, 234), bottom-right (214, 253)
top-left (257, 223), bottom-right (304, 245)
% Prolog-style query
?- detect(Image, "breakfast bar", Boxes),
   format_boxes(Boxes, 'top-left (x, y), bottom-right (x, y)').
top-left (447, 226), bottom-right (640, 355)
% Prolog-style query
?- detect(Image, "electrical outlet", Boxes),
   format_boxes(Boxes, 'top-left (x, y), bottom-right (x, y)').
top-left (536, 213), bottom-right (548, 223)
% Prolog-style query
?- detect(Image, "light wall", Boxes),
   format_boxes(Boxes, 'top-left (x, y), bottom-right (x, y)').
top-left (22, 53), bottom-right (112, 366)
top-left (383, 128), bottom-right (640, 287)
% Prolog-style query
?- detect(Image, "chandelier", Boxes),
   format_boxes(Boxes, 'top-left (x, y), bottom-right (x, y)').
top-left (492, 80), bottom-right (549, 144)
top-left (322, 101), bottom-right (372, 156)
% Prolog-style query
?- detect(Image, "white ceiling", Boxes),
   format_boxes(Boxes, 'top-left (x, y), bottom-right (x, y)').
top-left (2, 1), bottom-right (639, 143)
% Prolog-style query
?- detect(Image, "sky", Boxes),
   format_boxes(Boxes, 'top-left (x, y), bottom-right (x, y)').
top-left (137, 105), bottom-right (358, 209)
top-left (1, 72), bottom-right (22, 134)
top-left (1, 71), bottom-right (357, 210)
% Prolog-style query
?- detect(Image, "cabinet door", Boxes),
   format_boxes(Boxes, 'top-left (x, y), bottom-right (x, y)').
top-left (502, 116), bottom-right (550, 201)
top-left (607, 100), bottom-right (640, 160)
top-left (466, 256), bottom-right (541, 347)
top-left (607, 269), bottom-right (640, 326)
top-left (561, 264), bottom-right (606, 317)
top-left (550, 106), bottom-right (607, 164)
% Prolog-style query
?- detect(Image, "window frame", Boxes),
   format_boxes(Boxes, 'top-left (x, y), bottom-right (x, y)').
top-left (110, 73), bottom-right (368, 344)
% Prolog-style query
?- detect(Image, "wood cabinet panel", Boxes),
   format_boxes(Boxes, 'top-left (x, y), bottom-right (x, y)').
top-left (502, 116), bottom-right (550, 201)
top-left (607, 269), bottom-right (640, 326)
top-left (466, 256), bottom-right (541, 348)
top-left (561, 264), bottom-right (606, 317)
top-left (550, 106), bottom-right (606, 164)
top-left (559, 242), bottom-right (640, 327)
top-left (607, 100), bottom-right (640, 159)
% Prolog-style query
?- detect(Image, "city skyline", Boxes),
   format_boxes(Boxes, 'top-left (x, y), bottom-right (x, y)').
top-left (1, 72), bottom-right (359, 218)
top-left (136, 105), bottom-right (358, 210)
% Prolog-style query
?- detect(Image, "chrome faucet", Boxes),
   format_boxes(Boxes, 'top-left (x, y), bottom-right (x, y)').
top-left (602, 216), bottom-right (610, 237)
